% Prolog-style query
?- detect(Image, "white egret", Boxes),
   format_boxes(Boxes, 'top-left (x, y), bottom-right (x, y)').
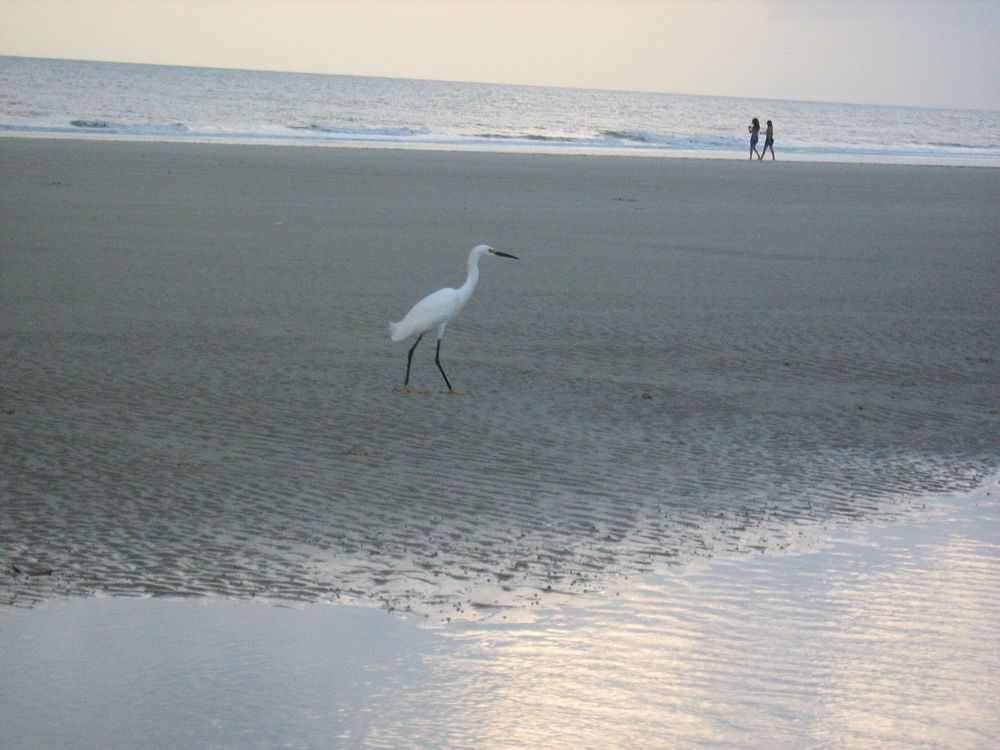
top-left (389, 244), bottom-right (519, 393)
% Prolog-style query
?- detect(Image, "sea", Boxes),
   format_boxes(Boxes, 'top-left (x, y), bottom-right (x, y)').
top-left (2, 54), bottom-right (1000, 166)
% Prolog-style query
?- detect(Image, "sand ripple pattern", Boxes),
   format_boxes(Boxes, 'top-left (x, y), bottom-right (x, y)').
top-left (2, 142), bottom-right (998, 618)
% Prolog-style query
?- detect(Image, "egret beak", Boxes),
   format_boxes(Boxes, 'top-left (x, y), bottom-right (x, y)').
top-left (491, 250), bottom-right (519, 259)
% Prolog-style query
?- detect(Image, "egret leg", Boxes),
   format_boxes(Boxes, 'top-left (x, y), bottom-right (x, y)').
top-left (434, 339), bottom-right (455, 392)
top-left (403, 333), bottom-right (423, 387)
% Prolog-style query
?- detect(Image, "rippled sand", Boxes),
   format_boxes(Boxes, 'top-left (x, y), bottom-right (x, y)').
top-left (2, 139), bottom-right (998, 619)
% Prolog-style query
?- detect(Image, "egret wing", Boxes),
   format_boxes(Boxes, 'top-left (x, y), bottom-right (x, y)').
top-left (389, 287), bottom-right (460, 341)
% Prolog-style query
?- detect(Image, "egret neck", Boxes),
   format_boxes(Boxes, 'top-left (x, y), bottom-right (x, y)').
top-left (455, 247), bottom-right (485, 311)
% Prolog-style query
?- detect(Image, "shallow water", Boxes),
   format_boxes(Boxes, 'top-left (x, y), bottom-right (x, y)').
top-left (3, 477), bottom-right (997, 749)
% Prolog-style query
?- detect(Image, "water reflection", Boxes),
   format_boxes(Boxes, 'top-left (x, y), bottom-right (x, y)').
top-left (3, 480), bottom-right (996, 749)
top-left (430, 481), bottom-right (1000, 749)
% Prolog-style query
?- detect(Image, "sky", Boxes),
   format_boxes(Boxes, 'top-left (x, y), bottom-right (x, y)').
top-left (1, 0), bottom-right (998, 110)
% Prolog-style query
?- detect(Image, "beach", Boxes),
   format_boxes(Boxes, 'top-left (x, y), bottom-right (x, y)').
top-left (2, 137), bottom-right (999, 747)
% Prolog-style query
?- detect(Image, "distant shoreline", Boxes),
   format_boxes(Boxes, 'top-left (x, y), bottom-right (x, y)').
top-left (3, 132), bottom-right (997, 169)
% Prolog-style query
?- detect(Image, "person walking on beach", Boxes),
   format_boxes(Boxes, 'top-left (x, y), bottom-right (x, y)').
top-left (748, 117), bottom-right (761, 160)
top-left (761, 119), bottom-right (775, 160)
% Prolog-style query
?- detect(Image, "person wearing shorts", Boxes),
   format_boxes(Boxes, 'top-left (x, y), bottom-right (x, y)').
top-left (749, 117), bottom-right (761, 160)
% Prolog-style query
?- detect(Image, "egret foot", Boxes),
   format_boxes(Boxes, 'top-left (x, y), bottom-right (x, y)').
top-left (394, 384), bottom-right (420, 394)
top-left (444, 389), bottom-right (470, 396)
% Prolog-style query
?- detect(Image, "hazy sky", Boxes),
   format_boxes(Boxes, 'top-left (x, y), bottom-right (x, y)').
top-left (2, 0), bottom-right (998, 110)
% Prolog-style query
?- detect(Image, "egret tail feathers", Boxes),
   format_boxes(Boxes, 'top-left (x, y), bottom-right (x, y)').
top-left (390, 317), bottom-right (419, 342)
top-left (389, 319), bottom-right (405, 342)
top-left (389, 303), bottom-right (429, 342)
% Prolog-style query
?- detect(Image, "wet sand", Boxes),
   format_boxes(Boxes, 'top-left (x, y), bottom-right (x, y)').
top-left (3, 137), bottom-right (999, 749)
top-left (2, 138), bottom-right (999, 619)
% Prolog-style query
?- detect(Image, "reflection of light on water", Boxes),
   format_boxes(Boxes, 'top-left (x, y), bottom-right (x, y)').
top-left (430, 483), bottom-right (1000, 749)
top-left (814, 528), bottom-right (1000, 748)
top-left (2, 481), bottom-right (997, 749)
top-left (436, 600), bottom-right (723, 748)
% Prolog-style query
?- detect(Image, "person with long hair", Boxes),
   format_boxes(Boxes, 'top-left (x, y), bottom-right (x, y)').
top-left (748, 117), bottom-right (761, 160)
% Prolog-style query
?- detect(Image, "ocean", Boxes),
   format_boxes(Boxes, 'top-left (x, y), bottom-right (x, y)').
top-left (2, 55), bottom-right (1000, 165)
